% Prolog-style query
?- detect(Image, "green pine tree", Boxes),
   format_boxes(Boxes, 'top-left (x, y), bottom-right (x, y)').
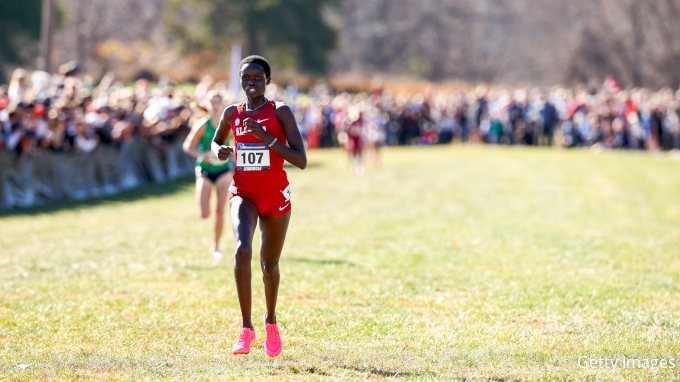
top-left (0, 0), bottom-right (43, 66)
top-left (164, 0), bottom-right (339, 74)
top-left (0, 0), bottom-right (65, 81)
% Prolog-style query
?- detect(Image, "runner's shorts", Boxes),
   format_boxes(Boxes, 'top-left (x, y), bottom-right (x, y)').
top-left (196, 166), bottom-right (232, 183)
top-left (229, 184), bottom-right (291, 217)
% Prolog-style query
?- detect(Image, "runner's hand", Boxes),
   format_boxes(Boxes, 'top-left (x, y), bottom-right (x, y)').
top-left (243, 118), bottom-right (268, 141)
top-left (215, 145), bottom-right (234, 161)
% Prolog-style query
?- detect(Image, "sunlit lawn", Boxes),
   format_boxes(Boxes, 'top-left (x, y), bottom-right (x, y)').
top-left (1, 146), bottom-right (679, 381)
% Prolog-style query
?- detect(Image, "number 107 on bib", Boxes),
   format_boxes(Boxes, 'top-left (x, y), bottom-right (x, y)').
top-left (236, 142), bottom-right (271, 171)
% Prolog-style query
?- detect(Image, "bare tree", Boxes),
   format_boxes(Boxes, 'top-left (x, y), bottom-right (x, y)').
top-left (568, 0), bottom-right (680, 88)
top-left (45, 0), bottom-right (680, 87)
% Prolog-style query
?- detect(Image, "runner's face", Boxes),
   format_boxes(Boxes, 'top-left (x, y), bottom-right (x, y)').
top-left (210, 96), bottom-right (222, 112)
top-left (240, 63), bottom-right (269, 98)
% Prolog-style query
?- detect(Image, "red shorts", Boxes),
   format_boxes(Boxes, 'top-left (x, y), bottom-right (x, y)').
top-left (229, 184), bottom-right (291, 217)
top-left (347, 136), bottom-right (363, 155)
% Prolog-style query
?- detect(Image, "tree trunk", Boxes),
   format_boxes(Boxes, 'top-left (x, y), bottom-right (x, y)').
top-left (75, 0), bottom-right (84, 67)
top-left (244, 20), bottom-right (261, 57)
top-left (629, 1), bottom-right (644, 86)
top-left (40, 0), bottom-right (55, 73)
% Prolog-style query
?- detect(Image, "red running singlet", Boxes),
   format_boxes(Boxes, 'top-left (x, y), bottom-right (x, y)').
top-left (230, 100), bottom-right (289, 193)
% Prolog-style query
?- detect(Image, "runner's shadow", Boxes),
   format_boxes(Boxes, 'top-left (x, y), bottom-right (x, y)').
top-left (339, 366), bottom-right (436, 378)
top-left (285, 257), bottom-right (357, 267)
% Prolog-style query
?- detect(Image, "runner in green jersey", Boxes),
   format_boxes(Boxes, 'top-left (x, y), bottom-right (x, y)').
top-left (183, 92), bottom-right (233, 259)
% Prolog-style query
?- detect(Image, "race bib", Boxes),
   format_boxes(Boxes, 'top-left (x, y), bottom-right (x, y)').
top-left (236, 142), bottom-right (270, 171)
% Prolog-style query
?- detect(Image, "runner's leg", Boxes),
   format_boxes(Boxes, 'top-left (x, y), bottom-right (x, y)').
top-left (258, 211), bottom-right (291, 324)
top-left (196, 175), bottom-right (212, 219)
top-left (214, 172), bottom-right (233, 250)
top-left (230, 196), bottom-right (259, 329)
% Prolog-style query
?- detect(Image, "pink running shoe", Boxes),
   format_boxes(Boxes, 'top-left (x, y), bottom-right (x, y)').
top-left (264, 322), bottom-right (282, 358)
top-left (231, 327), bottom-right (256, 355)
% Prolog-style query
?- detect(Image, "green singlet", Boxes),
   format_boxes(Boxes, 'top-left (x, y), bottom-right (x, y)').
top-left (197, 118), bottom-right (232, 173)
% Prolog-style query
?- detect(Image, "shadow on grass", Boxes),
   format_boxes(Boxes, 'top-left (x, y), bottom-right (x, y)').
top-left (286, 365), bottom-right (435, 379)
top-left (340, 366), bottom-right (437, 378)
top-left (342, 367), bottom-right (518, 381)
top-left (0, 176), bottom-right (194, 218)
top-left (284, 257), bottom-right (358, 267)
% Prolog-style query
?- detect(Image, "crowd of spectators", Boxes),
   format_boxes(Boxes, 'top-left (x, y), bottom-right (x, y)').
top-left (1, 64), bottom-right (196, 164)
top-left (2, 64), bottom-right (679, 208)
top-left (0, 63), bottom-right (202, 208)
top-left (298, 75), bottom-right (680, 152)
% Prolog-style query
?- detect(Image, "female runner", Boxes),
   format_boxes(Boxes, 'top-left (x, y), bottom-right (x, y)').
top-left (183, 92), bottom-right (233, 259)
top-left (212, 55), bottom-right (307, 357)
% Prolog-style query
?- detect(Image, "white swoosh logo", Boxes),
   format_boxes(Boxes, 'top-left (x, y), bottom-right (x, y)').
top-left (256, 118), bottom-right (269, 124)
top-left (279, 203), bottom-right (289, 211)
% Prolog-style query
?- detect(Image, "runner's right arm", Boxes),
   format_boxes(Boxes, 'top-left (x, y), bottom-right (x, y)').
top-left (212, 105), bottom-right (237, 160)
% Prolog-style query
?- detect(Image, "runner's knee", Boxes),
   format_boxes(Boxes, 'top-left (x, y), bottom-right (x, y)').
top-left (261, 261), bottom-right (279, 277)
top-left (234, 244), bottom-right (252, 265)
top-left (201, 210), bottom-right (210, 219)
top-left (215, 205), bottom-right (226, 217)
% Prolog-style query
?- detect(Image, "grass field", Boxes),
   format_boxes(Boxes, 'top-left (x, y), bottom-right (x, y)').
top-left (1, 146), bottom-right (680, 381)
